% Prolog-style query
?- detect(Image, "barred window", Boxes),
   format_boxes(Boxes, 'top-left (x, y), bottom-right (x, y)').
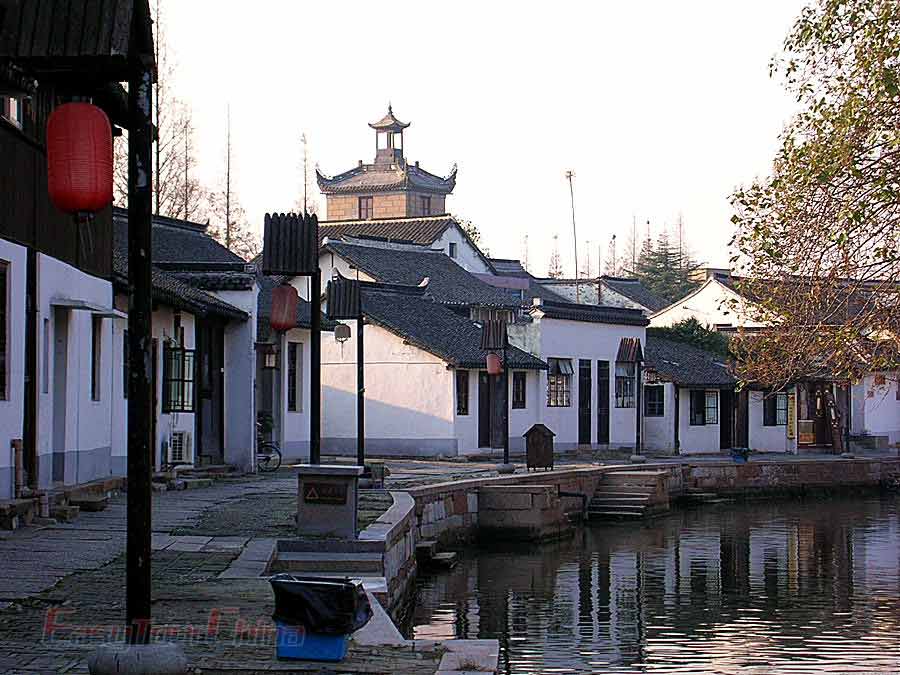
top-left (512, 371), bottom-right (526, 409)
top-left (690, 390), bottom-right (706, 426)
top-left (287, 342), bottom-right (303, 412)
top-left (763, 392), bottom-right (788, 426)
top-left (645, 385), bottom-right (664, 417)
top-left (547, 358), bottom-right (572, 407)
top-left (705, 391), bottom-right (719, 425)
top-left (615, 362), bottom-right (635, 408)
top-left (456, 369), bottom-right (469, 415)
top-left (162, 347), bottom-right (195, 413)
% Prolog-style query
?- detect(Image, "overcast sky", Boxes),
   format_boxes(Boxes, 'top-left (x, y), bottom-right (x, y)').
top-left (164, 0), bottom-right (808, 275)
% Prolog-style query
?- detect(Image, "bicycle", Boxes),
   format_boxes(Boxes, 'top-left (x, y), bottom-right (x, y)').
top-left (256, 417), bottom-right (282, 472)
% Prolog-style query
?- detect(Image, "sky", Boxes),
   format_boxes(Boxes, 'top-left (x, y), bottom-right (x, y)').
top-left (163, 0), bottom-right (809, 276)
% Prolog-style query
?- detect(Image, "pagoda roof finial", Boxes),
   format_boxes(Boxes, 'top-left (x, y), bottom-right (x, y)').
top-left (369, 105), bottom-right (410, 132)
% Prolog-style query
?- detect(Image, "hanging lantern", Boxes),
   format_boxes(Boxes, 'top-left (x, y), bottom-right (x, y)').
top-left (46, 103), bottom-right (113, 215)
top-left (486, 352), bottom-right (503, 376)
top-left (270, 284), bottom-right (299, 332)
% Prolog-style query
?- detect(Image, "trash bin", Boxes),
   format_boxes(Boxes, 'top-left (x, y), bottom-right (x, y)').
top-left (269, 574), bottom-right (372, 662)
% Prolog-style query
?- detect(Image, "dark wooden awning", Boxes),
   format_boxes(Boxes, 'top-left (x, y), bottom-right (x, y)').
top-left (0, 0), bottom-right (155, 84)
top-left (616, 337), bottom-right (643, 363)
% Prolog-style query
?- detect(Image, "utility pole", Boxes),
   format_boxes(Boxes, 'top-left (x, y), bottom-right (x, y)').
top-left (183, 118), bottom-right (189, 219)
top-left (301, 132), bottom-right (308, 214)
top-left (565, 170), bottom-right (578, 302)
top-left (153, 0), bottom-right (160, 217)
top-left (631, 215), bottom-right (637, 276)
top-left (225, 105), bottom-right (231, 250)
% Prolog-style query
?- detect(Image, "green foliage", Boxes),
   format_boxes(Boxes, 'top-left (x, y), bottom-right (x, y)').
top-left (729, 0), bottom-right (900, 386)
top-left (630, 232), bottom-right (704, 304)
top-left (648, 318), bottom-right (731, 359)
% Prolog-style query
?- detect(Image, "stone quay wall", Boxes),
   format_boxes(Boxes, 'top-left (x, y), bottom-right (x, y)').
top-left (358, 491), bottom-right (418, 612)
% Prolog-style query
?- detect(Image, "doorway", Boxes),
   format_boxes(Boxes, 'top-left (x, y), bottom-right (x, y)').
top-left (797, 381), bottom-right (834, 448)
top-left (720, 389), bottom-right (734, 450)
top-left (597, 360), bottom-right (610, 445)
top-left (578, 359), bottom-right (591, 446)
top-left (478, 371), bottom-right (491, 448)
top-left (197, 321), bottom-right (225, 465)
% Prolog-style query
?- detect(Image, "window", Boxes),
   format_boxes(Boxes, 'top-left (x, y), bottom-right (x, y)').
top-left (513, 371), bottom-right (526, 409)
top-left (690, 390), bottom-right (706, 425)
top-left (691, 390), bottom-right (718, 425)
top-left (705, 391), bottom-right (719, 425)
top-left (0, 263), bottom-right (6, 399)
top-left (391, 131), bottom-right (403, 149)
top-left (1, 97), bottom-right (21, 128)
top-left (456, 370), bottom-right (469, 415)
top-left (359, 196), bottom-right (373, 219)
top-left (615, 362), bottom-right (635, 408)
top-left (162, 346), bottom-right (195, 412)
top-left (377, 132), bottom-right (388, 149)
top-left (763, 392), bottom-right (788, 426)
top-left (421, 195), bottom-right (431, 215)
top-left (448, 242), bottom-right (457, 259)
top-left (645, 385), bottom-right (664, 417)
top-left (91, 316), bottom-right (102, 400)
top-left (123, 330), bottom-right (129, 399)
top-left (547, 358), bottom-right (572, 407)
top-left (287, 342), bottom-right (302, 412)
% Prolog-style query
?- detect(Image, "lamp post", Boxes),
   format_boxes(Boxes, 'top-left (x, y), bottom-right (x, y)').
top-left (482, 320), bottom-right (513, 472)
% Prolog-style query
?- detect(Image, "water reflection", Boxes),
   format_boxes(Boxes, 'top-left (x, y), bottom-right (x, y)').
top-left (411, 496), bottom-right (900, 674)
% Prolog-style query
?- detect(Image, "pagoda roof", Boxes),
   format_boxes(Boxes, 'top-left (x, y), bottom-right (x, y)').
top-left (368, 105), bottom-right (410, 131)
top-left (316, 161), bottom-right (456, 195)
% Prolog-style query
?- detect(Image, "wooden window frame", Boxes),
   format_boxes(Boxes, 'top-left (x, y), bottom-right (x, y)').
top-left (644, 384), bottom-right (664, 417)
top-left (162, 346), bottom-right (195, 413)
top-left (358, 196), bottom-right (373, 220)
top-left (456, 369), bottom-right (469, 415)
top-left (614, 362), bottom-right (635, 408)
top-left (512, 371), bottom-right (526, 409)
top-left (421, 195), bottom-right (431, 215)
top-left (705, 390), bottom-right (719, 425)
top-left (448, 242), bottom-right (457, 259)
top-left (763, 391), bottom-right (788, 426)
top-left (690, 390), bottom-right (706, 426)
top-left (546, 358), bottom-right (572, 408)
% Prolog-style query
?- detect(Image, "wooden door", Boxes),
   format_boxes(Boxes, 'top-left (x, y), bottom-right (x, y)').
top-left (578, 359), bottom-right (592, 446)
top-left (720, 389), bottom-right (734, 449)
top-left (478, 371), bottom-right (491, 448)
top-left (597, 361), bottom-right (610, 444)
top-left (197, 321), bottom-right (225, 464)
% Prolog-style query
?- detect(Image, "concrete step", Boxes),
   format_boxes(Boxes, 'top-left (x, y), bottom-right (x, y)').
top-left (593, 488), bottom-right (655, 497)
top-left (270, 552), bottom-right (383, 575)
top-left (588, 504), bottom-right (646, 515)
top-left (590, 496), bottom-right (650, 507)
top-left (603, 471), bottom-right (668, 486)
top-left (176, 478), bottom-right (214, 490)
top-left (51, 504), bottom-right (80, 523)
top-left (69, 494), bottom-right (109, 512)
top-left (588, 510), bottom-right (647, 520)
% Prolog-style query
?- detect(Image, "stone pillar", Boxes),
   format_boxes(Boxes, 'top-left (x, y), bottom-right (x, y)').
top-left (296, 465), bottom-right (364, 538)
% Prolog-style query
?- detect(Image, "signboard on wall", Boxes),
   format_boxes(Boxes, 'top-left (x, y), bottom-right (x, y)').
top-left (786, 393), bottom-right (796, 439)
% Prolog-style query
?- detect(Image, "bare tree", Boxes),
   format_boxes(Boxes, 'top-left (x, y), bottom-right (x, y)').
top-left (547, 235), bottom-right (563, 278)
top-left (206, 109), bottom-right (261, 261)
top-left (113, 0), bottom-right (205, 222)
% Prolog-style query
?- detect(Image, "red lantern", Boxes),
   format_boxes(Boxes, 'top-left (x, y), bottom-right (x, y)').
top-left (47, 103), bottom-right (113, 215)
top-left (270, 284), bottom-right (299, 332)
top-left (486, 352), bottom-right (503, 376)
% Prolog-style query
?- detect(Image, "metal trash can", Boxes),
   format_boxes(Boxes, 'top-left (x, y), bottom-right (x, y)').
top-left (269, 574), bottom-right (372, 662)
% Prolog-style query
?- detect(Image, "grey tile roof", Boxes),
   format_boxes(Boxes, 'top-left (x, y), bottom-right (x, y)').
top-left (256, 274), bottom-right (335, 343)
top-left (319, 215), bottom-right (455, 247)
top-left (487, 258), bottom-right (570, 304)
top-left (168, 271), bottom-right (255, 291)
top-left (360, 284), bottom-right (547, 370)
top-left (113, 207), bottom-right (247, 267)
top-left (316, 163), bottom-right (456, 195)
top-left (325, 242), bottom-right (516, 308)
top-left (113, 251), bottom-right (247, 321)
top-left (644, 336), bottom-right (735, 387)
top-left (601, 276), bottom-right (668, 312)
top-left (535, 300), bottom-right (650, 327)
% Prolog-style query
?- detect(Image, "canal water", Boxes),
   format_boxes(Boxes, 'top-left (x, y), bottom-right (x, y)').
top-left (411, 495), bottom-right (900, 674)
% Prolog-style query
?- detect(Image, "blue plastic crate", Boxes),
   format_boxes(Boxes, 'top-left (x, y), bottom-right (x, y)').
top-left (275, 622), bottom-right (348, 662)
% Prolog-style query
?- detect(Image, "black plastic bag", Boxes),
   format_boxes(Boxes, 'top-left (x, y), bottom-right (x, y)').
top-left (270, 574), bottom-right (373, 635)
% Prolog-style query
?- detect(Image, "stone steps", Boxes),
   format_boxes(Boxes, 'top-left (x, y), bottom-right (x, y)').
top-left (588, 470), bottom-right (670, 522)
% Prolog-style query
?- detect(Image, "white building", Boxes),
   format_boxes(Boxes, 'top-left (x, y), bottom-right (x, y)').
top-left (112, 210), bottom-right (258, 473)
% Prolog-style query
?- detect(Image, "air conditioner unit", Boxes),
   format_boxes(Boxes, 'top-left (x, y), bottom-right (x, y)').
top-left (168, 431), bottom-right (193, 465)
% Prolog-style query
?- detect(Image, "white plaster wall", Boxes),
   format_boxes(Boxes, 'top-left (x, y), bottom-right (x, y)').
top-left (0, 238), bottom-right (26, 499)
top-left (677, 387), bottom-right (720, 453)
top-left (432, 226), bottom-right (492, 274)
top-left (530, 316), bottom-right (646, 450)
top-left (212, 287), bottom-right (257, 471)
top-left (747, 390), bottom-right (792, 452)
top-left (855, 373), bottom-right (900, 444)
top-left (643, 382), bottom-right (676, 452)
top-left (453, 368), bottom-right (478, 451)
top-left (111, 313), bottom-right (127, 476)
top-left (321, 322), bottom-right (457, 456)
top-left (278, 326), bottom-right (312, 462)
top-left (37, 253), bottom-right (114, 489)
top-left (649, 279), bottom-right (766, 329)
